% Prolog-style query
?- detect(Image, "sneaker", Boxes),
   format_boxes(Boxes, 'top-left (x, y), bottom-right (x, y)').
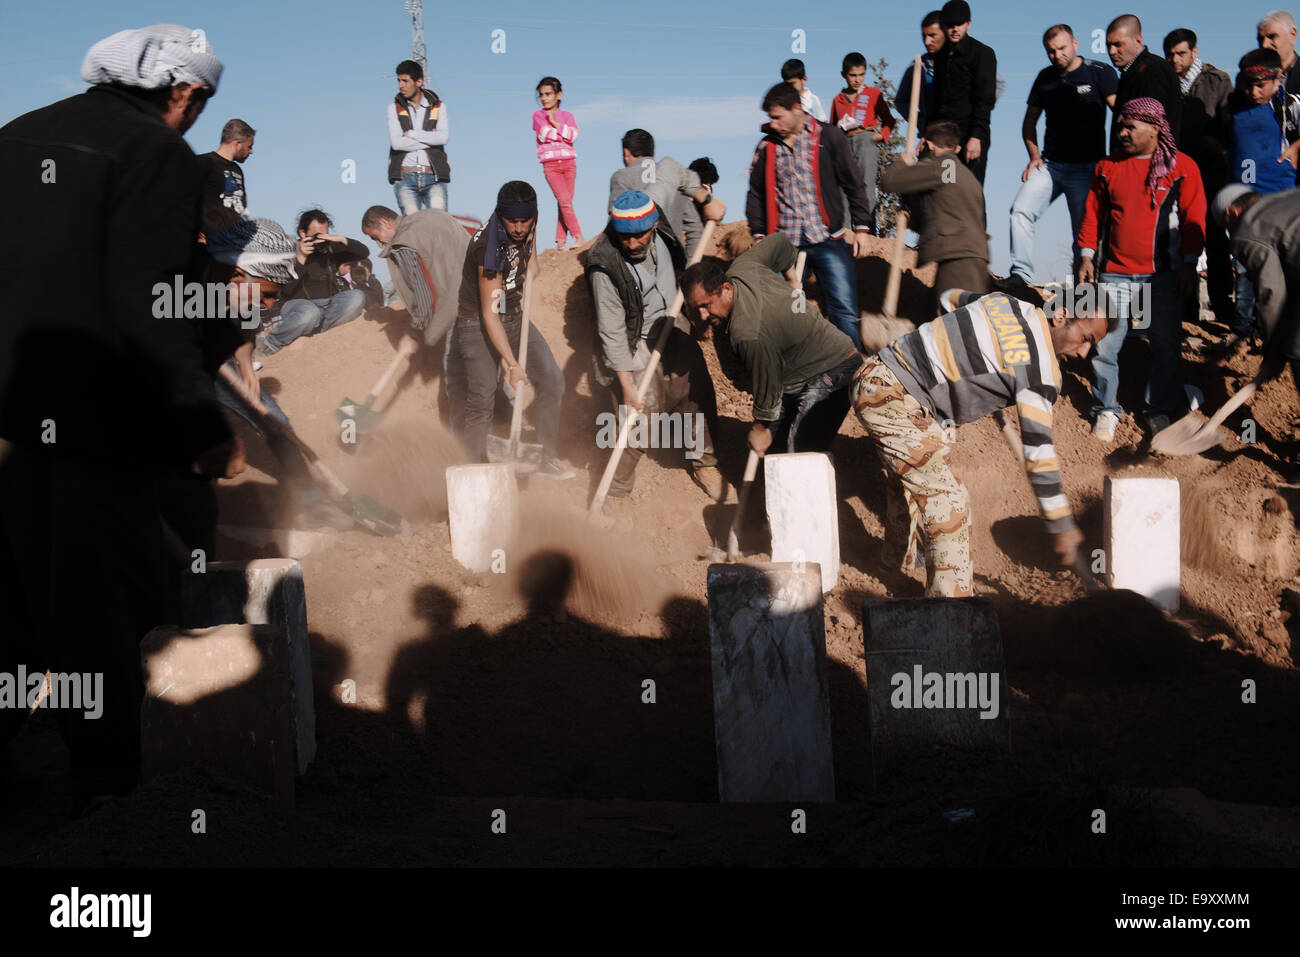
top-left (535, 458), bottom-right (576, 480)
top-left (252, 330), bottom-right (273, 358)
top-left (688, 464), bottom-right (725, 502)
top-left (1092, 411), bottom-right (1119, 442)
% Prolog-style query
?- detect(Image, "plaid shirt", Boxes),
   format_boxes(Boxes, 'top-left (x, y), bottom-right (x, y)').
top-left (773, 119), bottom-right (831, 246)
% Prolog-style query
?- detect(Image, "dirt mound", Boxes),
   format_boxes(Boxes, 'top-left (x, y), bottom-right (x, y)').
top-left (10, 217), bottom-right (1297, 866)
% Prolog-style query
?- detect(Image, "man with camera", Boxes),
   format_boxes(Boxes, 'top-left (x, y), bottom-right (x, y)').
top-left (254, 208), bottom-right (369, 357)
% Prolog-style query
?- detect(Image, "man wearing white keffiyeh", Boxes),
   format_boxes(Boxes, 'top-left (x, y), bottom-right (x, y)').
top-left (0, 24), bottom-right (245, 797)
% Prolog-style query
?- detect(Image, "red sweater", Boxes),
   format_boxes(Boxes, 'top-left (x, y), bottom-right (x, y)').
top-left (1077, 151), bottom-right (1206, 275)
top-left (829, 86), bottom-right (894, 141)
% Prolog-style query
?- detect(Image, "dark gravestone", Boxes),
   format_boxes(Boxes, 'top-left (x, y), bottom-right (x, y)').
top-left (863, 597), bottom-right (1009, 779)
top-left (707, 562), bottom-right (835, 802)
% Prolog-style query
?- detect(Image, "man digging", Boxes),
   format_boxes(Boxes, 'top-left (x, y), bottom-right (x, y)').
top-left (581, 190), bottom-right (723, 500)
top-left (681, 233), bottom-right (863, 460)
top-left (849, 289), bottom-right (1115, 597)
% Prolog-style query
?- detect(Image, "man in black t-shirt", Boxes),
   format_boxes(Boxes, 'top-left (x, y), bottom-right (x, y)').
top-left (196, 118), bottom-right (254, 217)
top-left (446, 181), bottom-right (573, 478)
top-left (1008, 24), bottom-right (1117, 285)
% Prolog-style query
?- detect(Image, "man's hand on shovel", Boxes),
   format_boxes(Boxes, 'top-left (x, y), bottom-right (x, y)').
top-left (397, 333), bottom-right (421, 357)
top-left (1053, 526), bottom-right (1084, 566)
top-left (507, 359), bottom-right (530, 390)
top-left (747, 423), bottom-right (773, 455)
top-left (192, 435), bottom-right (246, 480)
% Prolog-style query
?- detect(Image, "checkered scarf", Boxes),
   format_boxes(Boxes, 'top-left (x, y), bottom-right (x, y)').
top-left (1119, 97), bottom-right (1179, 207)
top-left (81, 24), bottom-right (222, 93)
top-left (1179, 57), bottom-right (1204, 95)
top-left (205, 217), bottom-right (298, 284)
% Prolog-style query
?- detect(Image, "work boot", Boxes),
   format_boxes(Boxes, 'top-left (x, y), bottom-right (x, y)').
top-left (688, 464), bottom-right (725, 502)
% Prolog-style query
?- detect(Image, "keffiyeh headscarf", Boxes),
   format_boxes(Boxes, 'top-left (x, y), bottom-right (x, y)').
top-left (484, 183), bottom-right (538, 274)
top-left (81, 24), bottom-right (223, 94)
top-left (206, 217), bottom-right (298, 284)
top-left (1119, 97), bottom-right (1178, 207)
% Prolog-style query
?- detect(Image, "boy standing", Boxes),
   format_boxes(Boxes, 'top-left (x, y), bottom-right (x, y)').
top-left (831, 52), bottom-right (896, 234)
top-left (387, 59), bottom-right (450, 213)
top-left (879, 121), bottom-right (989, 311)
top-left (782, 59), bottom-right (828, 122)
top-left (1078, 97), bottom-right (1206, 440)
top-left (1219, 48), bottom-right (1300, 352)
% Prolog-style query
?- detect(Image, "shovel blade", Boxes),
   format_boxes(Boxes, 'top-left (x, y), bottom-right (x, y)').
top-left (344, 492), bottom-right (410, 537)
top-left (485, 433), bottom-right (544, 473)
top-left (1150, 413), bottom-right (1228, 456)
top-left (334, 397), bottom-right (384, 432)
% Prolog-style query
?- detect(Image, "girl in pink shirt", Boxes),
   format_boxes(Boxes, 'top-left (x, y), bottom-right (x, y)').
top-left (533, 76), bottom-right (583, 248)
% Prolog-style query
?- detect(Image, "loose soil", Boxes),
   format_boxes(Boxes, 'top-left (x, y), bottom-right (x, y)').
top-left (5, 223), bottom-right (1298, 867)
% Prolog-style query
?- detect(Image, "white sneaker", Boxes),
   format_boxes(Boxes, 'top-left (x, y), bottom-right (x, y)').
top-left (1092, 411), bottom-right (1119, 442)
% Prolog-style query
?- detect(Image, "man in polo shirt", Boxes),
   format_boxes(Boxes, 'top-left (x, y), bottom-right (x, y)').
top-left (387, 59), bottom-right (450, 213)
top-left (1007, 24), bottom-right (1117, 287)
top-left (680, 233), bottom-right (863, 457)
top-left (932, 0), bottom-right (998, 185)
top-left (1107, 14), bottom-right (1181, 151)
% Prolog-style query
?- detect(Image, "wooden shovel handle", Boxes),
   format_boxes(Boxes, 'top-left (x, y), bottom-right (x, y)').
top-left (590, 219), bottom-right (718, 512)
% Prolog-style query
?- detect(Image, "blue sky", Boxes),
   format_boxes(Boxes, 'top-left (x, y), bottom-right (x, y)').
top-left (0, 0), bottom-right (1271, 284)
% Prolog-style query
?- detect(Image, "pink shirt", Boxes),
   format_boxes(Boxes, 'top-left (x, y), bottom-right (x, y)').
top-left (533, 108), bottom-right (578, 163)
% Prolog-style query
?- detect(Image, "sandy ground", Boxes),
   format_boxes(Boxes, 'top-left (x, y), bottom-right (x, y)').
top-left (5, 222), bottom-right (1299, 866)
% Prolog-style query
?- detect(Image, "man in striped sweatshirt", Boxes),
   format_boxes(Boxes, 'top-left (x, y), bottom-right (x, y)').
top-left (850, 288), bottom-right (1115, 597)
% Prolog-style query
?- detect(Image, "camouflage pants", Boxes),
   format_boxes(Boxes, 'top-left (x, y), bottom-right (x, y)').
top-left (850, 356), bottom-right (973, 597)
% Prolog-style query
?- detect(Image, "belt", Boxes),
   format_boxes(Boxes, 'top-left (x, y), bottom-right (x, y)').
top-left (402, 165), bottom-right (433, 173)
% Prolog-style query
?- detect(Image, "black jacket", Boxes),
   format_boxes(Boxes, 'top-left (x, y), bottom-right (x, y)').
top-left (0, 85), bottom-right (236, 468)
top-left (1114, 48), bottom-right (1182, 152)
top-left (1181, 64), bottom-right (1233, 186)
top-left (745, 117), bottom-right (872, 238)
top-left (281, 238), bottom-right (369, 303)
top-left (934, 34), bottom-right (998, 144)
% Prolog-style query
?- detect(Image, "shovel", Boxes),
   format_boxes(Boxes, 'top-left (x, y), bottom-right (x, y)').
top-left (485, 275), bottom-right (544, 472)
top-left (1151, 373), bottom-right (1260, 456)
top-left (335, 350), bottom-right (410, 433)
top-left (218, 364), bottom-right (410, 536)
top-left (591, 220), bottom-right (717, 515)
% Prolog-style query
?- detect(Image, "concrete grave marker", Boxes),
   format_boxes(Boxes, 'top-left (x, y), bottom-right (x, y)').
top-left (446, 464), bottom-right (519, 572)
top-left (140, 624), bottom-right (294, 808)
top-left (765, 452), bottom-right (840, 593)
top-left (181, 559), bottom-right (315, 774)
top-left (707, 562), bottom-right (834, 802)
top-left (863, 597), bottom-right (1009, 779)
top-left (1104, 476), bottom-right (1180, 611)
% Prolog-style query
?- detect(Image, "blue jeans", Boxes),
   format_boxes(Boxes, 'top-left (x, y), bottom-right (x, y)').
top-left (213, 359), bottom-right (310, 484)
top-left (1090, 271), bottom-right (1183, 421)
top-left (393, 170), bottom-right (448, 215)
top-left (1231, 259), bottom-right (1257, 337)
top-left (260, 290), bottom-right (366, 355)
top-left (799, 237), bottom-right (862, 351)
top-left (1008, 161), bottom-right (1095, 283)
top-left (445, 312), bottom-right (565, 462)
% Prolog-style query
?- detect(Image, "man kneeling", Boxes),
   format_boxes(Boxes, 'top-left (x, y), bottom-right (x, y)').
top-left (851, 288), bottom-right (1114, 597)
